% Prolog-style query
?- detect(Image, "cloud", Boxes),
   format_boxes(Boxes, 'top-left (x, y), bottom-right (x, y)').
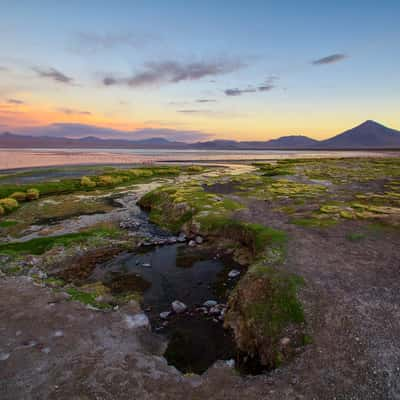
top-left (312, 53), bottom-right (348, 65)
top-left (177, 110), bottom-right (203, 113)
top-left (14, 123), bottom-right (212, 142)
top-left (57, 107), bottom-right (91, 115)
top-left (224, 88), bottom-right (256, 96)
top-left (258, 84), bottom-right (274, 92)
top-left (0, 66), bottom-right (8, 71)
top-left (7, 99), bottom-right (24, 105)
top-left (225, 76), bottom-right (277, 96)
top-left (33, 67), bottom-right (73, 84)
top-left (196, 99), bottom-right (216, 103)
top-left (71, 32), bottom-right (155, 53)
top-left (103, 59), bottom-right (244, 88)
top-left (176, 109), bottom-right (218, 115)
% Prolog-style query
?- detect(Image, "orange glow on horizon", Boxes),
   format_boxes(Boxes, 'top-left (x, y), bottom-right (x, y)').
top-left (1, 101), bottom-right (399, 142)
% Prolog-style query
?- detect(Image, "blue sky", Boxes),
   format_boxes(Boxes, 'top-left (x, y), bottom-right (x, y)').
top-left (0, 0), bottom-right (399, 141)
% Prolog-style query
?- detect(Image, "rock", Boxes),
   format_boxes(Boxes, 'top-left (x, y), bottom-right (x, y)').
top-left (159, 311), bottom-right (171, 319)
top-left (188, 240), bottom-right (196, 247)
top-left (228, 269), bottom-right (241, 279)
top-left (225, 359), bottom-right (235, 368)
top-left (0, 352), bottom-right (10, 361)
top-left (124, 313), bottom-right (149, 329)
top-left (291, 376), bottom-right (299, 385)
top-left (210, 306), bottom-right (221, 315)
top-left (171, 300), bottom-right (187, 314)
top-left (50, 291), bottom-right (71, 302)
top-left (280, 337), bottom-right (291, 346)
top-left (195, 235), bottom-right (203, 244)
top-left (29, 268), bottom-right (47, 279)
top-left (120, 219), bottom-right (141, 229)
top-left (121, 300), bottom-right (141, 314)
top-left (177, 233), bottom-right (187, 243)
top-left (95, 294), bottom-right (114, 304)
top-left (53, 330), bottom-right (64, 338)
top-left (203, 300), bottom-right (218, 308)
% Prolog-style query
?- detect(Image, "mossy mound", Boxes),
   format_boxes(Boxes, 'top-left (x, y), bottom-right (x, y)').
top-left (0, 197), bottom-right (19, 212)
top-left (224, 266), bottom-right (305, 368)
top-left (138, 182), bottom-right (243, 234)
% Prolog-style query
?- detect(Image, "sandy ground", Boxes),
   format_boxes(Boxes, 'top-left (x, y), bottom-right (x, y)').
top-left (2, 216), bottom-right (399, 399)
top-left (1, 149), bottom-right (399, 170)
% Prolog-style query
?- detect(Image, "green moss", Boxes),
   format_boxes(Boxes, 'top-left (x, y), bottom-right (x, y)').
top-left (320, 205), bottom-right (342, 213)
top-left (0, 219), bottom-right (18, 228)
top-left (80, 176), bottom-right (96, 188)
top-left (346, 232), bottom-right (366, 241)
top-left (26, 188), bottom-right (40, 201)
top-left (0, 165), bottom-right (204, 200)
top-left (253, 162), bottom-right (294, 177)
top-left (44, 277), bottom-right (65, 287)
top-left (301, 158), bottom-right (400, 184)
top-left (10, 192), bottom-right (27, 201)
top-left (302, 334), bottom-right (313, 345)
top-left (291, 217), bottom-right (337, 228)
top-left (2, 265), bottom-right (23, 276)
top-left (247, 267), bottom-right (304, 332)
top-left (226, 265), bottom-right (305, 367)
top-left (139, 182), bottom-right (243, 233)
top-left (0, 225), bottom-right (120, 255)
top-left (0, 197), bottom-right (19, 212)
top-left (66, 287), bottom-right (112, 310)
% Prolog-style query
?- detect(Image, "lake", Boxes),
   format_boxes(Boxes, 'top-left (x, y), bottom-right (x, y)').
top-left (0, 148), bottom-right (398, 170)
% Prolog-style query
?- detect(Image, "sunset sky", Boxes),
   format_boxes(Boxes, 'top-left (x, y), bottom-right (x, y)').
top-left (0, 0), bottom-right (399, 142)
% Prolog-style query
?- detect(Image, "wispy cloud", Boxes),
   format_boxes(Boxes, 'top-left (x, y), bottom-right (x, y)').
top-left (312, 53), bottom-right (348, 65)
top-left (224, 88), bottom-right (256, 96)
top-left (196, 99), bottom-right (216, 103)
top-left (7, 98), bottom-right (24, 105)
top-left (71, 32), bottom-right (156, 53)
top-left (177, 109), bottom-right (214, 114)
top-left (103, 59), bottom-right (244, 88)
top-left (57, 107), bottom-right (91, 115)
top-left (33, 67), bottom-right (73, 84)
top-left (225, 75), bottom-right (278, 96)
top-left (258, 84), bottom-right (274, 92)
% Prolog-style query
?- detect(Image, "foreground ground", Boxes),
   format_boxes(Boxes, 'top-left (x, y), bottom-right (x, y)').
top-left (1, 158), bottom-right (400, 399)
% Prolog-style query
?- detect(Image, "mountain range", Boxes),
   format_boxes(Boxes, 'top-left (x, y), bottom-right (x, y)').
top-left (1, 120), bottom-right (399, 150)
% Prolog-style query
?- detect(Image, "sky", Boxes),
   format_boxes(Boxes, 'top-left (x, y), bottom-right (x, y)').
top-left (0, 0), bottom-right (399, 142)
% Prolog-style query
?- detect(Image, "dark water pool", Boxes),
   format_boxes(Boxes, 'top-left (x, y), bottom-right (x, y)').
top-left (91, 243), bottom-right (242, 373)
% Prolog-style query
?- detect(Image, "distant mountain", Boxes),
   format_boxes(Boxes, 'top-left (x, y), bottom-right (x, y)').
top-left (1, 120), bottom-right (399, 150)
top-left (319, 120), bottom-right (400, 148)
top-left (193, 136), bottom-right (318, 149)
top-left (0, 132), bottom-right (188, 149)
top-left (192, 140), bottom-right (239, 149)
top-left (262, 135), bottom-right (319, 148)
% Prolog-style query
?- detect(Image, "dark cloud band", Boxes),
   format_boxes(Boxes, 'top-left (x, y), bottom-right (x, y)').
top-left (33, 67), bottom-right (73, 84)
top-left (103, 60), bottom-right (243, 88)
top-left (312, 53), bottom-right (347, 65)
